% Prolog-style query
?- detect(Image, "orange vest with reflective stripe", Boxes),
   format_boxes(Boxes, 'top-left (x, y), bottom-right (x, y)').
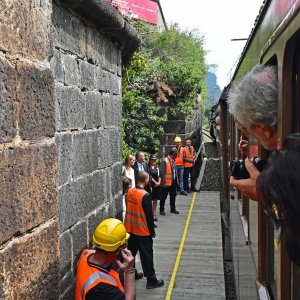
top-left (75, 249), bottom-right (124, 300)
top-left (183, 146), bottom-right (195, 168)
top-left (124, 188), bottom-right (150, 236)
top-left (174, 147), bottom-right (184, 166)
top-left (163, 157), bottom-right (173, 187)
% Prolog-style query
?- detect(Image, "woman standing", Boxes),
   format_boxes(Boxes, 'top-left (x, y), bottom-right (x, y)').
top-left (122, 154), bottom-right (136, 188)
top-left (148, 154), bottom-right (162, 222)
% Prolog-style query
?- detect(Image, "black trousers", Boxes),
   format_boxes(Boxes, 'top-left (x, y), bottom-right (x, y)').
top-left (128, 234), bottom-right (156, 279)
top-left (183, 167), bottom-right (196, 191)
top-left (160, 180), bottom-right (177, 212)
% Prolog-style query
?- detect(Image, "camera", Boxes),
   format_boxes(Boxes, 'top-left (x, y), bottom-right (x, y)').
top-left (230, 157), bottom-right (267, 180)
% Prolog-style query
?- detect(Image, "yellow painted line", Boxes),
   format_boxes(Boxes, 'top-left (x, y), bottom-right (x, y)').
top-left (165, 191), bottom-right (197, 300)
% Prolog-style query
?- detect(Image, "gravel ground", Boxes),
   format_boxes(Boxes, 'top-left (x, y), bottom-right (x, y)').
top-left (200, 141), bottom-right (237, 300)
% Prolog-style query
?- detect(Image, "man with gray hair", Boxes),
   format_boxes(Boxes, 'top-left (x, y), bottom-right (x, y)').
top-left (228, 64), bottom-right (278, 200)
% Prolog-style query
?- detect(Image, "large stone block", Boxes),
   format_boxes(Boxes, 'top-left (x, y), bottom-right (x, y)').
top-left (0, 220), bottom-right (59, 299)
top-left (51, 4), bottom-right (85, 57)
top-left (86, 27), bottom-right (105, 66)
top-left (72, 130), bottom-right (98, 178)
top-left (58, 181), bottom-right (77, 231)
top-left (108, 128), bottom-right (122, 163)
top-left (56, 85), bottom-right (85, 131)
top-left (97, 129), bottom-right (111, 168)
top-left (60, 286), bottom-right (75, 300)
top-left (105, 168), bottom-right (112, 202)
top-left (163, 120), bottom-right (187, 134)
top-left (17, 61), bottom-right (55, 140)
top-left (60, 270), bottom-right (73, 298)
top-left (95, 68), bottom-right (110, 92)
top-left (87, 207), bottom-right (107, 244)
top-left (79, 60), bottom-right (96, 90)
top-left (92, 169), bottom-right (107, 208)
top-left (60, 230), bottom-right (72, 278)
top-left (50, 49), bottom-right (64, 83)
top-left (71, 221), bottom-right (88, 273)
top-left (111, 163), bottom-right (122, 198)
top-left (109, 72), bottom-right (121, 95)
top-left (0, 0), bottom-right (52, 59)
top-left (85, 92), bottom-right (103, 129)
top-left (103, 94), bottom-right (122, 127)
top-left (56, 132), bottom-right (73, 186)
top-left (59, 173), bottom-right (105, 231)
top-left (0, 144), bottom-right (57, 244)
top-left (62, 54), bottom-right (79, 86)
top-left (0, 56), bottom-right (17, 143)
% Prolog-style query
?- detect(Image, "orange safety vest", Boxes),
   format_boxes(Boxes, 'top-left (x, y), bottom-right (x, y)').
top-left (75, 249), bottom-right (124, 300)
top-left (183, 146), bottom-right (195, 168)
top-left (162, 157), bottom-right (173, 187)
top-left (124, 188), bottom-right (150, 236)
top-left (174, 147), bottom-right (184, 166)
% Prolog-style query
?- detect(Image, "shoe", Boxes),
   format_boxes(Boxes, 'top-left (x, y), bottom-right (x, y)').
top-left (192, 188), bottom-right (200, 192)
top-left (154, 224), bottom-right (158, 228)
top-left (153, 217), bottom-right (158, 221)
top-left (135, 272), bottom-right (144, 280)
top-left (170, 210), bottom-right (179, 214)
top-left (160, 211), bottom-right (165, 216)
top-left (180, 191), bottom-right (188, 196)
top-left (146, 278), bottom-right (164, 289)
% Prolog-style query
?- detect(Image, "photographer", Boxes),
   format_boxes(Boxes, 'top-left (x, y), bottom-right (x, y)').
top-left (75, 218), bottom-right (135, 300)
top-left (257, 133), bottom-right (300, 266)
top-left (227, 64), bottom-right (278, 200)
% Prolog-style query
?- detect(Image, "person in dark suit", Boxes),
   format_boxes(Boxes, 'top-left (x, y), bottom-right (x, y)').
top-left (133, 152), bottom-right (149, 182)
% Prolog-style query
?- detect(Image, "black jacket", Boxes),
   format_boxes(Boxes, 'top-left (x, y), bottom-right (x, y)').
top-left (133, 161), bottom-right (150, 182)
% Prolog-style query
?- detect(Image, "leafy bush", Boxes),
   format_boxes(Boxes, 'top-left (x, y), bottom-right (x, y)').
top-left (122, 23), bottom-right (208, 157)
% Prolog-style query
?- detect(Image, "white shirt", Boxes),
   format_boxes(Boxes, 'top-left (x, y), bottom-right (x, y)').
top-left (137, 162), bottom-right (144, 172)
top-left (122, 166), bottom-right (135, 188)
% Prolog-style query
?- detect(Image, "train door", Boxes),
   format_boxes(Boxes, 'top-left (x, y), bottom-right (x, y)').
top-left (289, 31), bottom-right (300, 300)
top-left (282, 26), bottom-right (300, 300)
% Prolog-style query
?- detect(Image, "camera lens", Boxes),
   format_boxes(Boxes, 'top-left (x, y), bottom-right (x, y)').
top-left (230, 159), bottom-right (250, 180)
top-left (253, 157), bottom-right (268, 172)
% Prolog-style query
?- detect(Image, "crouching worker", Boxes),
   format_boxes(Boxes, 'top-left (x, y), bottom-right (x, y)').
top-left (75, 218), bottom-right (136, 300)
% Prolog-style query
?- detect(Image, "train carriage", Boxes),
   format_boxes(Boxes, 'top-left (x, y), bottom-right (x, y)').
top-left (216, 0), bottom-right (300, 299)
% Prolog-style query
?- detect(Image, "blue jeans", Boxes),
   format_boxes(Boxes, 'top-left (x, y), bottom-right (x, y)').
top-left (175, 165), bottom-right (184, 192)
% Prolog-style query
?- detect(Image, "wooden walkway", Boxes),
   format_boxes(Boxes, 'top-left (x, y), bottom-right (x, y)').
top-left (135, 172), bottom-right (226, 299)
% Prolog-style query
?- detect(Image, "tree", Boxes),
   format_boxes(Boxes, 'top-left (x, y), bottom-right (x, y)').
top-left (122, 23), bottom-right (208, 157)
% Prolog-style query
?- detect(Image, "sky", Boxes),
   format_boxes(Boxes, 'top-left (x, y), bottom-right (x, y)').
top-left (159, 0), bottom-right (264, 89)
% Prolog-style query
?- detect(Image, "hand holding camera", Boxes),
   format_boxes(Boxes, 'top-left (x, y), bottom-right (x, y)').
top-left (230, 157), bottom-right (267, 180)
top-left (229, 157), bottom-right (265, 201)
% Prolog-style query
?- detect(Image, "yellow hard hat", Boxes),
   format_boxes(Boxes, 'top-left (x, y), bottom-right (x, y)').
top-left (174, 136), bottom-right (181, 143)
top-left (92, 218), bottom-right (130, 252)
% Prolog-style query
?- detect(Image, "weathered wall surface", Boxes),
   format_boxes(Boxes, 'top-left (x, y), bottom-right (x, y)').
top-left (158, 102), bottom-right (202, 156)
top-left (0, 0), bottom-right (139, 299)
top-left (0, 1), bottom-right (59, 299)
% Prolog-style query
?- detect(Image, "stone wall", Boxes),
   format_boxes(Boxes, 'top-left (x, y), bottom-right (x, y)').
top-left (158, 102), bottom-right (202, 157)
top-left (0, 0), bottom-right (139, 299)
